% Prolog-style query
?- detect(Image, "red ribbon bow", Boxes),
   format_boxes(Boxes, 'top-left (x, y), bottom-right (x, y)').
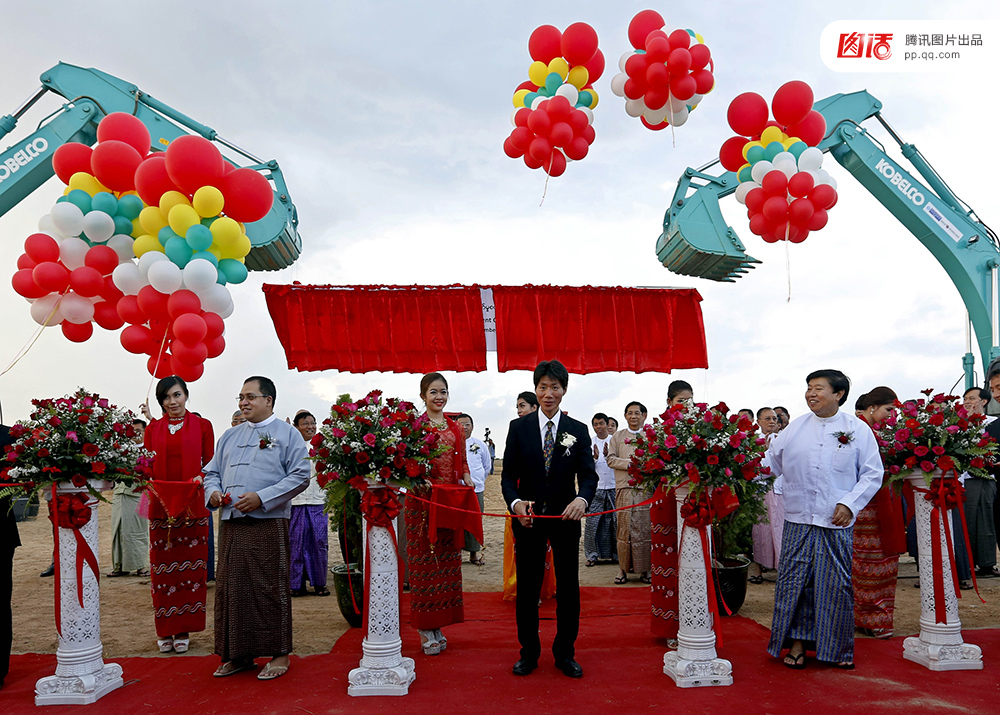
top-left (361, 488), bottom-right (401, 527)
top-left (47, 487), bottom-right (100, 635)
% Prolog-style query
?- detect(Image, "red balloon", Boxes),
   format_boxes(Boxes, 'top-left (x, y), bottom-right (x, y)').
top-left (689, 44), bottom-right (711, 70)
top-left (100, 276), bottom-right (124, 303)
top-left (203, 311), bottom-right (225, 340)
top-left (510, 127), bottom-right (533, 152)
top-left (645, 62), bottom-right (669, 89)
top-left (84, 245), bottom-right (119, 276)
top-left (514, 108), bottom-right (531, 128)
top-left (550, 122), bottom-right (574, 148)
top-left (691, 69), bottom-right (715, 94)
top-left (12, 268), bottom-right (48, 298)
top-left (121, 325), bottom-right (155, 354)
top-left (727, 93), bottom-right (769, 138)
top-left (789, 227), bottom-right (810, 244)
top-left (515, 81), bottom-right (536, 94)
top-left (772, 81), bottom-right (815, 128)
top-left (644, 88), bottom-right (669, 111)
top-left (748, 213), bottom-right (769, 236)
top-left (69, 266), bottom-right (104, 297)
top-left (24, 233), bottom-right (60, 264)
top-left (623, 77), bottom-right (646, 101)
top-left (788, 197), bottom-right (815, 225)
top-left (148, 319), bottom-right (169, 341)
top-left (93, 300), bottom-right (125, 331)
top-left (628, 9), bottom-right (665, 50)
top-left (719, 136), bottom-right (749, 172)
top-left (808, 209), bottom-right (829, 231)
top-left (219, 168), bottom-right (273, 223)
top-left (523, 153), bottom-right (544, 170)
top-left (667, 48), bottom-right (692, 76)
top-left (568, 109), bottom-right (589, 134)
top-left (17, 253), bottom-right (36, 270)
top-left (787, 110), bottom-right (827, 147)
top-left (165, 135), bottom-right (225, 195)
top-left (90, 140), bottom-right (143, 192)
top-left (761, 231), bottom-right (780, 244)
top-left (545, 96), bottom-right (572, 122)
top-left (809, 184), bottom-right (838, 210)
top-left (167, 289), bottom-right (201, 319)
top-left (528, 25), bottom-right (562, 63)
top-left (787, 172), bottom-right (816, 198)
top-left (137, 285), bottom-right (169, 321)
top-left (625, 53), bottom-right (649, 80)
top-left (173, 360), bottom-right (204, 383)
top-left (503, 137), bottom-right (523, 159)
top-left (205, 335), bottom-right (226, 359)
top-left (668, 29), bottom-right (691, 50)
top-left (97, 113), bottom-right (151, 156)
top-left (670, 74), bottom-right (697, 102)
top-left (560, 22), bottom-right (599, 66)
top-left (645, 37), bottom-right (671, 64)
top-left (761, 170), bottom-right (788, 197)
top-left (763, 196), bottom-right (789, 222)
top-left (117, 295), bottom-right (146, 325)
top-left (528, 137), bottom-right (553, 163)
top-left (61, 321), bottom-right (93, 343)
top-left (134, 154), bottom-right (179, 206)
top-left (564, 137), bottom-right (590, 160)
top-left (527, 110), bottom-right (552, 136)
top-left (745, 188), bottom-right (766, 213)
top-left (51, 143), bottom-right (94, 185)
top-left (545, 151), bottom-right (567, 177)
top-left (32, 262), bottom-right (70, 293)
top-left (173, 313), bottom-right (208, 345)
top-left (640, 117), bottom-right (668, 131)
top-left (581, 49), bottom-right (605, 82)
top-left (581, 125), bottom-right (596, 144)
top-left (146, 354), bottom-right (172, 379)
top-left (171, 339), bottom-right (208, 366)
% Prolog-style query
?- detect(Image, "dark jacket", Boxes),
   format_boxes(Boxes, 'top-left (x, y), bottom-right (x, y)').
top-left (1, 425), bottom-right (20, 550)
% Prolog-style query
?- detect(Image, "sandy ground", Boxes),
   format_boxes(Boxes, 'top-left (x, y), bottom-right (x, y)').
top-left (10, 465), bottom-right (1000, 659)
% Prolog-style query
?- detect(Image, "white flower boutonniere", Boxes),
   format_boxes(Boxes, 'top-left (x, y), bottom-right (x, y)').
top-left (259, 433), bottom-right (277, 450)
top-left (470, 443), bottom-right (481, 454)
top-left (560, 433), bottom-right (577, 455)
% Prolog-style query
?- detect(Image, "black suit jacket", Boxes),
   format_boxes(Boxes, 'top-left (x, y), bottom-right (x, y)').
top-left (986, 419), bottom-right (1000, 476)
top-left (0, 425), bottom-right (19, 550)
top-left (501, 412), bottom-right (599, 516)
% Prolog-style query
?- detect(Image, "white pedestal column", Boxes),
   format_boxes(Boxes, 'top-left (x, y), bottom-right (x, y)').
top-left (36, 482), bottom-right (123, 705)
top-left (902, 472), bottom-right (982, 671)
top-left (663, 485), bottom-right (733, 687)
top-left (348, 487), bottom-right (415, 696)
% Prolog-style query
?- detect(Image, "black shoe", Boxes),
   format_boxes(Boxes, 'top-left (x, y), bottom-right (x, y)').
top-left (512, 659), bottom-right (538, 676)
top-left (977, 566), bottom-right (1000, 579)
top-left (40, 565), bottom-right (54, 577)
top-left (554, 659), bottom-right (583, 678)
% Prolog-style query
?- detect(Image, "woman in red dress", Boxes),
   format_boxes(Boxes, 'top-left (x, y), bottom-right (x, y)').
top-left (405, 372), bottom-right (471, 655)
top-left (141, 376), bottom-right (215, 654)
top-left (853, 386), bottom-right (905, 639)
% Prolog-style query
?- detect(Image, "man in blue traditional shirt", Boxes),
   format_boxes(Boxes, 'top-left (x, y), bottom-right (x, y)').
top-left (204, 376), bottom-right (310, 681)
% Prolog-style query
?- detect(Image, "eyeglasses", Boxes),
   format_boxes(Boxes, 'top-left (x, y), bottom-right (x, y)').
top-left (237, 394), bottom-right (267, 402)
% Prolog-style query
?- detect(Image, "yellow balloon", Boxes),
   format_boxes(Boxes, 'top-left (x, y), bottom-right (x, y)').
top-left (132, 233), bottom-right (163, 257)
top-left (208, 246), bottom-right (222, 261)
top-left (192, 186), bottom-right (225, 218)
top-left (695, 33), bottom-right (705, 44)
top-left (210, 216), bottom-right (242, 248)
top-left (232, 233), bottom-right (251, 259)
top-left (68, 172), bottom-right (103, 196)
top-left (159, 190), bottom-right (191, 218)
top-left (760, 126), bottom-right (783, 146)
top-left (528, 61), bottom-right (548, 87)
top-left (781, 138), bottom-right (796, 150)
top-left (587, 88), bottom-right (599, 109)
top-left (567, 66), bottom-right (589, 90)
top-left (131, 217), bottom-right (144, 238)
top-left (742, 141), bottom-right (763, 160)
top-left (513, 89), bottom-right (529, 108)
top-left (139, 206), bottom-right (167, 236)
top-left (168, 204), bottom-right (200, 236)
top-left (547, 58), bottom-right (569, 80)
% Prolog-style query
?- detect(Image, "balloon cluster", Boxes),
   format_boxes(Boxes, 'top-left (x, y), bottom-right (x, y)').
top-left (503, 23), bottom-right (603, 176)
top-left (718, 81), bottom-right (837, 244)
top-left (610, 10), bottom-right (715, 131)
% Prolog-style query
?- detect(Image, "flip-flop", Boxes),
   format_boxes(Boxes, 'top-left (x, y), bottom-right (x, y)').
top-left (585, 560), bottom-right (596, 567)
top-left (257, 662), bottom-right (288, 680)
top-left (784, 652), bottom-right (806, 670)
top-left (748, 575), bottom-right (764, 584)
top-left (639, 574), bottom-right (652, 584)
top-left (613, 575), bottom-right (627, 585)
top-left (834, 661), bottom-right (855, 670)
top-left (135, 569), bottom-right (150, 577)
top-left (106, 570), bottom-right (127, 578)
top-left (213, 660), bottom-right (256, 677)
top-left (313, 587), bottom-right (331, 597)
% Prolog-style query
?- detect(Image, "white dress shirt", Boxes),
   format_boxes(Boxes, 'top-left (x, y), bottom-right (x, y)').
top-left (465, 436), bottom-right (492, 493)
top-left (592, 434), bottom-right (615, 490)
top-left (538, 408), bottom-right (562, 441)
top-left (765, 410), bottom-right (883, 529)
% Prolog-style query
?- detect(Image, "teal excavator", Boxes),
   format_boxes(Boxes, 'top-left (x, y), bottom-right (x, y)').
top-left (0, 61), bottom-right (300, 270)
top-left (657, 90), bottom-right (999, 389)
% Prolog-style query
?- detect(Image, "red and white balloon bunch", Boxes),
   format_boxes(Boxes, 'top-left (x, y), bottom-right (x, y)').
top-left (503, 23), bottom-right (602, 177)
top-left (719, 81), bottom-right (836, 244)
top-left (610, 10), bottom-right (715, 131)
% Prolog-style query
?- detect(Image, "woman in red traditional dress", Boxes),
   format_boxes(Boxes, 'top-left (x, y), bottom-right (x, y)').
top-left (853, 386), bottom-right (905, 639)
top-left (140, 376), bottom-right (215, 654)
top-left (405, 373), bottom-right (471, 655)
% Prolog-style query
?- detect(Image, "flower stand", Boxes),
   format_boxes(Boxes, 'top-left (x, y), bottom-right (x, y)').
top-left (902, 472), bottom-right (982, 671)
top-left (348, 485), bottom-right (415, 696)
top-left (663, 484), bottom-right (733, 687)
top-left (35, 482), bottom-right (123, 705)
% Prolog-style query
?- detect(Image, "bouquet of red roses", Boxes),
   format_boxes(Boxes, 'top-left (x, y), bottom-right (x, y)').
top-left (877, 389), bottom-right (997, 486)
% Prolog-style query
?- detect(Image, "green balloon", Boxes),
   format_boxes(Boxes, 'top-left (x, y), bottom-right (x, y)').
top-left (113, 216), bottom-right (134, 236)
top-left (545, 72), bottom-right (563, 94)
top-left (787, 141), bottom-right (808, 159)
top-left (215, 269), bottom-right (227, 286)
top-left (746, 145), bottom-right (766, 165)
top-left (158, 227), bottom-right (180, 245)
top-left (56, 195), bottom-right (69, 203)
top-left (116, 194), bottom-right (143, 221)
top-left (219, 258), bottom-right (248, 284)
top-left (191, 250), bottom-right (218, 267)
top-left (185, 224), bottom-right (214, 252)
top-left (66, 190), bottom-right (92, 213)
top-left (164, 236), bottom-right (193, 268)
top-left (738, 166), bottom-right (754, 183)
top-left (91, 192), bottom-right (118, 216)
top-left (577, 91), bottom-right (593, 108)
top-left (200, 216), bottom-right (217, 228)
top-left (764, 141), bottom-right (785, 161)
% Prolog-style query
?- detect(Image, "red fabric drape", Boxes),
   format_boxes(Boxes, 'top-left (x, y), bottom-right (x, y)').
top-left (263, 283), bottom-right (488, 373)
top-left (493, 285), bottom-right (707, 374)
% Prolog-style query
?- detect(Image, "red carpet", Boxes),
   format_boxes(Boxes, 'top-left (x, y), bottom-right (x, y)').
top-left (4, 588), bottom-right (998, 714)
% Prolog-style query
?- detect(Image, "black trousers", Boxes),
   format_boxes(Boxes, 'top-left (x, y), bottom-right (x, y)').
top-left (1, 546), bottom-right (13, 685)
top-left (512, 517), bottom-right (581, 663)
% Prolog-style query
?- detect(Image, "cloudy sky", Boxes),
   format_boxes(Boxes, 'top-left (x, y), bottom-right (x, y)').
top-left (0, 1), bottom-right (996, 451)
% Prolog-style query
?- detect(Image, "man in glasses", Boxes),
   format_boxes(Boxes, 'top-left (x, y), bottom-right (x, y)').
top-left (204, 376), bottom-right (310, 681)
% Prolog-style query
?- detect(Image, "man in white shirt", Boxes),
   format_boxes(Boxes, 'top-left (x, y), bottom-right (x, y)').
top-left (583, 413), bottom-right (617, 567)
top-left (458, 413), bottom-right (491, 566)
top-left (289, 410), bottom-right (330, 597)
top-left (766, 370), bottom-right (883, 671)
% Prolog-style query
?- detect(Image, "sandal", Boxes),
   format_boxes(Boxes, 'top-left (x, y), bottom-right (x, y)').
top-left (748, 575), bottom-right (764, 584)
top-left (157, 639), bottom-right (174, 653)
top-left (585, 560), bottom-right (596, 567)
top-left (783, 652), bottom-right (806, 670)
top-left (257, 661), bottom-right (288, 680)
top-left (290, 588), bottom-right (308, 597)
top-left (134, 569), bottom-right (150, 577)
top-left (419, 629), bottom-right (440, 656)
top-left (960, 579), bottom-right (974, 590)
top-left (639, 573), bottom-right (652, 584)
top-left (613, 574), bottom-right (627, 585)
top-left (213, 660), bottom-right (256, 677)
top-left (106, 569), bottom-right (127, 578)
top-left (313, 587), bottom-right (331, 597)
top-left (835, 661), bottom-right (855, 670)
top-left (172, 637), bottom-right (190, 653)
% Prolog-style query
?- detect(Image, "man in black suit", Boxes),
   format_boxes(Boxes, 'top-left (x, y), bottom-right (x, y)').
top-left (501, 360), bottom-right (598, 678)
top-left (1, 424), bottom-right (20, 689)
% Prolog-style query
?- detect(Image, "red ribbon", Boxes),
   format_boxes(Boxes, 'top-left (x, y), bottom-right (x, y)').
top-left (678, 488), bottom-right (727, 646)
top-left (47, 486), bottom-right (100, 635)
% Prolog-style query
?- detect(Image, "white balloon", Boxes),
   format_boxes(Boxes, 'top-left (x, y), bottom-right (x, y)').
top-left (112, 262), bottom-right (145, 296)
top-left (797, 147), bottom-right (824, 173)
top-left (50, 202), bottom-right (85, 238)
top-left (510, 109), bottom-right (518, 126)
top-left (668, 95), bottom-right (688, 113)
top-left (201, 284), bottom-right (232, 315)
top-left (750, 160), bottom-right (774, 184)
top-left (826, 175), bottom-right (838, 191)
top-left (555, 83), bottom-right (579, 106)
top-left (643, 106), bottom-right (669, 124)
top-left (619, 51), bottom-right (632, 72)
top-left (182, 258), bottom-right (219, 293)
top-left (138, 250), bottom-right (168, 279)
top-left (579, 107), bottom-right (594, 125)
top-left (59, 237), bottom-right (89, 270)
top-left (813, 169), bottom-right (832, 185)
top-left (530, 96), bottom-right (547, 110)
top-left (610, 73), bottom-right (627, 98)
top-left (775, 160), bottom-right (797, 179)
top-left (690, 93), bottom-right (705, 105)
top-left (218, 301), bottom-right (234, 319)
top-left (772, 151), bottom-right (796, 166)
top-left (81, 210), bottom-right (115, 243)
top-left (624, 99), bottom-right (644, 118)
top-left (668, 106), bottom-right (689, 127)
top-left (107, 235), bottom-right (135, 262)
top-left (38, 214), bottom-right (58, 235)
top-left (147, 260), bottom-right (183, 294)
top-left (30, 294), bottom-right (64, 325)
top-left (60, 292), bottom-right (95, 324)
top-left (735, 182), bottom-right (755, 205)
